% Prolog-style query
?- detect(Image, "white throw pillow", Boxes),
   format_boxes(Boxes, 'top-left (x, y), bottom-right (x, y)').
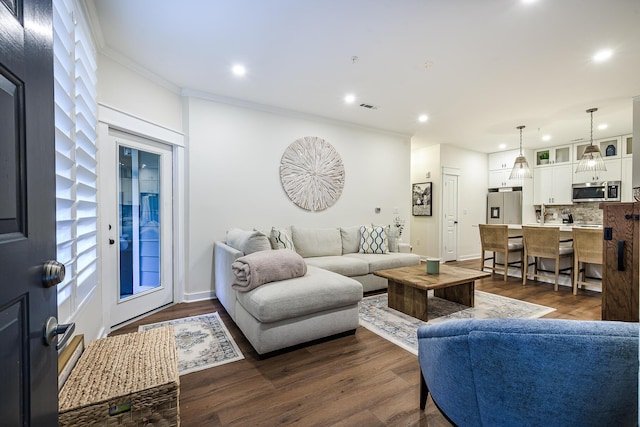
top-left (340, 226), bottom-right (361, 254)
top-left (359, 225), bottom-right (388, 254)
top-left (291, 226), bottom-right (342, 258)
top-left (269, 227), bottom-right (296, 251)
top-left (226, 228), bottom-right (271, 255)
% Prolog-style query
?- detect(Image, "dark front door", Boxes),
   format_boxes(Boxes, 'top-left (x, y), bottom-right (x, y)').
top-left (0, 0), bottom-right (58, 425)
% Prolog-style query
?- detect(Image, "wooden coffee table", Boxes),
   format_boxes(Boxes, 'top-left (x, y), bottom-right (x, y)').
top-left (374, 263), bottom-right (491, 321)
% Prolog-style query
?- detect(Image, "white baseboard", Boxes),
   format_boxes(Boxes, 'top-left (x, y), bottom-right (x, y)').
top-left (183, 290), bottom-right (216, 303)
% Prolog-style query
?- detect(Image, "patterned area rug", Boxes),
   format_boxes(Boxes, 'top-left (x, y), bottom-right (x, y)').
top-left (359, 291), bottom-right (556, 355)
top-left (139, 312), bottom-right (244, 375)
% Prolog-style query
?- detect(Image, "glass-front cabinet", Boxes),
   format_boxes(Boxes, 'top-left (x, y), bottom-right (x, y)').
top-left (573, 136), bottom-right (623, 184)
top-left (575, 136), bottom-right (621, 161)
top-left (622, 134), bottom-right (633, 157)
top-left (534, 145), bottom-right (572, 167)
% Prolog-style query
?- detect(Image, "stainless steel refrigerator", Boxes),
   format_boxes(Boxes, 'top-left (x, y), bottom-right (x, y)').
top-left (487, 190), bottom-right (522, 224)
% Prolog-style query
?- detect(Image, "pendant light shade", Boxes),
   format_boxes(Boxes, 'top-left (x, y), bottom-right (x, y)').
top-left (509, 125), bottom-right (532, 180)
top-left (575, 108), bottom-right (606, 173)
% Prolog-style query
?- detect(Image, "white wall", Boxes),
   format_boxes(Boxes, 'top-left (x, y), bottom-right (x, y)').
top-left (185, 95), bottom-right (412, 300)
top-left (410, 144), bottom-right (441, 258)
top-left (97, 54), bottom-right (184, 132)
top-left (410, 142), bottom-right (488, 260)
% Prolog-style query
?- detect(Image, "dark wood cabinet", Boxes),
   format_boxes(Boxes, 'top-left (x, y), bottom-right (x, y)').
top-left (601, 202), bottom-right (639, 322)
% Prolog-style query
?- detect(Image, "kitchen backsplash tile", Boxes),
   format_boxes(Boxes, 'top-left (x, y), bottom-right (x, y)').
top-left (538, 203), bottom-right (603, 224)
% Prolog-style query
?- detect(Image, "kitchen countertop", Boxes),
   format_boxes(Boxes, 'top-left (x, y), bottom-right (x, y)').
top-left (508, 223), bottom-right (603, 232)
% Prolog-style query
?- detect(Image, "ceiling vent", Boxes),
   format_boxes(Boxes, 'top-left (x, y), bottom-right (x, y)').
top-left (359, 103), bottom-right (378, 110)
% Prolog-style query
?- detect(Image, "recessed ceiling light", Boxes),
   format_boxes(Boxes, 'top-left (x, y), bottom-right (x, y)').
top-left (598, 123), bottom-right (608, 130)
top-left (344, 94), bottom-right (356, 104)
top-left (593, 49), bottom-right (613, 62)
top-left (232, 64), bottom-right (246, 76)
top-left (418, 114), bottom-right (428, 123)
top-left (522, 0), bottom-right (537, 4)
top-left (499, 143), bottom-right (507, 149)
top-left (542, 134), bottom-right (552, 141)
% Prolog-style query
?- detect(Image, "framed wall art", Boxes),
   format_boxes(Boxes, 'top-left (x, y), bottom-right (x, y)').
top-left (412, 182), bottom-right (432, 216)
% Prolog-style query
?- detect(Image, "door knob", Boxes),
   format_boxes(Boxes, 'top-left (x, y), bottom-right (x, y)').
top-left (42, 260), bottom-right (65, 288)
top-left (43, 317), bottom-right (75, 350)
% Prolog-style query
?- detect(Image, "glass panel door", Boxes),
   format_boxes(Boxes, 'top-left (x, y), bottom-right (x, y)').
top-left (118, 145), bottom-right (161, 300)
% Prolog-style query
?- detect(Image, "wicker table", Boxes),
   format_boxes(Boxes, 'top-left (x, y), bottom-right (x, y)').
top-left (374, 264), bottom-right (490, 321)
top-left (59, 326), bottom-right (179, 426)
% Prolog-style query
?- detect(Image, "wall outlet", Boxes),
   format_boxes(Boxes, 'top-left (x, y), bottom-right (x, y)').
top-left (416, 239), bottom-right (421, 245)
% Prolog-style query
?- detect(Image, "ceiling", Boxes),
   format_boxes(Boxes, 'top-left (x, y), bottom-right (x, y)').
top-left (85, 0), bottom-right (640, 153)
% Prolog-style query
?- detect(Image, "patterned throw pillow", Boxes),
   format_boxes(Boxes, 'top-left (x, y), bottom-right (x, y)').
top-left (269, 227), bottom-right (296, 251)
top-left (359, 225), bottom-right (388, 254)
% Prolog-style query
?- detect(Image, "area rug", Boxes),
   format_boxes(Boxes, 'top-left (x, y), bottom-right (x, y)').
top-left (139, 312), bottom-right (244, 375)
top-left (359, 291), bottom-right (556, 355)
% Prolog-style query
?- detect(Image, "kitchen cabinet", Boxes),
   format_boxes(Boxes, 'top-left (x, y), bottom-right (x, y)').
top-left (622, 134), bottom-right (632, 157)
top-left (489, 149), bottom-right (521, 171)
top-left (622, 157), bottom-right (633, 202)
top-left (573, 158), bottom-right (622, 184)
top-left (621, 135), bottom-right (633, 202)
top-left (489, 169), bottom-right (523, 188)
top-left (488, 148), bottom-right (532, 188)
top-left (534, 164), bottom-right (572, 205)
top-left (575, 136), bottom-right (622, 161)
top-left (534, 145), bottom-right (572, 167)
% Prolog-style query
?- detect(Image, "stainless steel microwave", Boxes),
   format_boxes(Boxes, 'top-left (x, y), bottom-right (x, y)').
top-left (572, 181), bottom-right (620, 203)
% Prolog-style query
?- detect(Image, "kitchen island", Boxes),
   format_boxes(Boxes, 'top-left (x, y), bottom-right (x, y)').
top-left (483, 223), bottom-right (603, 291)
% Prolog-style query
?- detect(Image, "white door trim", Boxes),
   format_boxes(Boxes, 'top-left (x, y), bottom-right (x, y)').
top-left (97, 105), bottom-right (185, 332)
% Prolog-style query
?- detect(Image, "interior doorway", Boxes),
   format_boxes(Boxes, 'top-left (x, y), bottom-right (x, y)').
top-left (103, 130), bottom-right (174, 327)
top-left (442, 170), bottom-right (459, 262)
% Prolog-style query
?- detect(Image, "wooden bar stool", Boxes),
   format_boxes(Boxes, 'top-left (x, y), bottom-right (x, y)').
top-left (572, 227), bottom-right (603, 295)
top-left (522, 226), bottom-right (574, 291)
top-left (478, 224), bottom-right (523, 282)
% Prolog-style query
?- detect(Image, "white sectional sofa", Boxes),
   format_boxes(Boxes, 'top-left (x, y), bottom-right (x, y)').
top-left (214, 225), bottom-right (420, 356)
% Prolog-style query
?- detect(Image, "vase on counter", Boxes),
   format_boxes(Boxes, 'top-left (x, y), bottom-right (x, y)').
top-left (387, 228), bottom-right (399, 252)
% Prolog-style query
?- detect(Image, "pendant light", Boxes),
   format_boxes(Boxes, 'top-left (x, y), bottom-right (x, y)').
top-left (575, 108), bottom-right (606, 173)
top-left (509, 125), bottom-right (532, 179)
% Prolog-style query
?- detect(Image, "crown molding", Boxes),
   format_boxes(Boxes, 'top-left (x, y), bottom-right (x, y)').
top-left (181, 89), bottom-right (411, 139)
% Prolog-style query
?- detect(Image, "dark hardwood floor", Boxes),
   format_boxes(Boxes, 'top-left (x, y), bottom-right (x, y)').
top-left (111, 259), bottom-right (601, 426)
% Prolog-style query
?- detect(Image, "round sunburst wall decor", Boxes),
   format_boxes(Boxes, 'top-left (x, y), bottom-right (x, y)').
top-left (280, 136), bottom-right (345, 211)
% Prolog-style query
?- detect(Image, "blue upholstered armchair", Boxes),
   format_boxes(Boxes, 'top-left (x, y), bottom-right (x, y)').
top-left (418, 318), bottom-right (638, 427)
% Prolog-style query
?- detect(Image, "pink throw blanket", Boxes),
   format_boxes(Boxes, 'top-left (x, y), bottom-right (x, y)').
top-left (232, 250), bottom-right (307, 292)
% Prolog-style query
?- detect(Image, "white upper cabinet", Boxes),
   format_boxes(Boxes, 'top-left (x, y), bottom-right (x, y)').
top-left (622, 157), bottom-right (633, 202)
top-left (533, 145), bottom-right (572, 167)
top-left (573, 158), bottom-right (622, 183)
top-left (533, 164), bottom-right (573, 205)
top-left (488, 149), bottom-right (521, 171)
top-left (575, 136), bottom-right (621, 161)
top-left (622, 134), bottom-right (633, 157)
top-left (573, 136), bottom-right (623, 184)
top-left (621, 134), bottom-right (633, 201)
top-left (489, 169), bottom-right (523, 189)
top-left (488, 148), bottom-right (531, 188)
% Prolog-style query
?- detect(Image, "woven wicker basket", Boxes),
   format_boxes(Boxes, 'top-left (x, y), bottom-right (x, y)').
top-left (59, 326), bottom-right (179, 426)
